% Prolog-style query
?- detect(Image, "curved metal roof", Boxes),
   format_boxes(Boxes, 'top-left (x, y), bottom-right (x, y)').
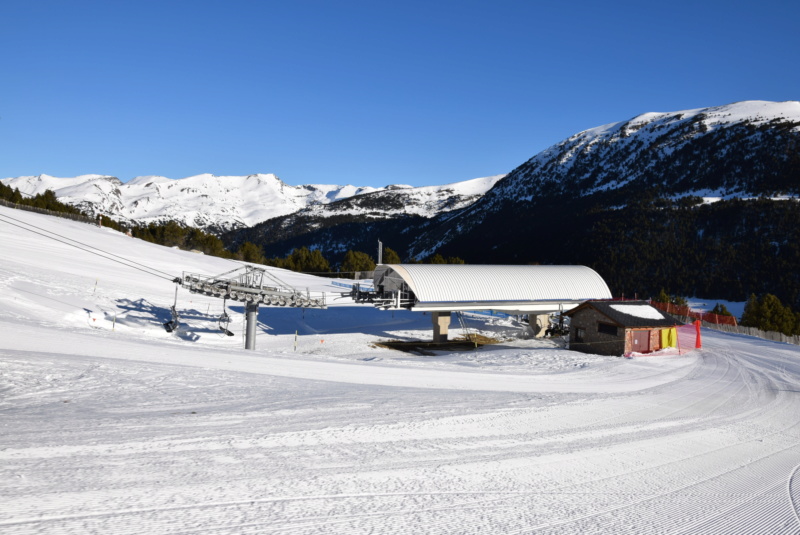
top-left (373, 264), bottom-right (612, 313)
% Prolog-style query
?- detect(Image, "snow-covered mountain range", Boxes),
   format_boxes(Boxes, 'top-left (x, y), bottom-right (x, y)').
top-left (0, 173), bottom-right (381, 232)
top-left (232, 100), bottom-right (800, 261)
top-left (0, 173), bottom-right (504, 233)
top-left (285, 175), bottom-right (504, 220)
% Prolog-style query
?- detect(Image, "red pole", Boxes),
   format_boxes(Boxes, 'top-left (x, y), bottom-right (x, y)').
top-left (695, 320), bottom-right (702, 349)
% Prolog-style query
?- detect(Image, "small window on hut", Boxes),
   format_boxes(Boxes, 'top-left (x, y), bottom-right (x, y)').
top-left (598, 323), bottom-right (618, 336)
top-left (575, 328), bottom-right (585, 342)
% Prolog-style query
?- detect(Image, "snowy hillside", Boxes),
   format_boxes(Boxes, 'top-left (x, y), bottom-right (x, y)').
top-left (0, 172), bottom-right (502, 233)
top-left (404, 100), bottom-right (800, 262)
top-left (3, 205), bottom-right (800, 533)
top-left (479, 100), bottom-right (800, 214)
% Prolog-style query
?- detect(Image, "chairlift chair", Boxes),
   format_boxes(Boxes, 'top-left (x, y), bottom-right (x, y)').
top-left (218, 298), bottom-right (234, 336)
top-left (164, 305), bottom-right (180, 333)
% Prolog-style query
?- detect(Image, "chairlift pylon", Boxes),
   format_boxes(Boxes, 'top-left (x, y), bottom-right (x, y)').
top-left (173, 265), bottom-right (326, 350)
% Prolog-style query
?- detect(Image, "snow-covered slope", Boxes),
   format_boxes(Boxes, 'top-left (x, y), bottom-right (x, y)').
top-left (0, 172), bottom-right (502, 233)
top-left (0, 173), bottom-right (380, 232)
top-left (3, 205), bottom-right (800, 533)
top-left (487, 100), bottom-right (800, 207)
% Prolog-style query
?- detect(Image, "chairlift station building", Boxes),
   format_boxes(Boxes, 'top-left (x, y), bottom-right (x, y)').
top-left (354, 264), bottom-right (613, 342)
top-left (179, 263), bottom-right (614, 348)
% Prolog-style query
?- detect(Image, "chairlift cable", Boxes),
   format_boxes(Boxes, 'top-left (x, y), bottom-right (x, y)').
top-left (0, 212), bottom-right (177, 278)
top-left (0, 213), bottom-right (177, 282)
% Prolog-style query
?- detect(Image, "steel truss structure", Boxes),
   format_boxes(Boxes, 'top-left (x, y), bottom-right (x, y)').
top-left (176, 265), bottom-right (326, 309)
top-left (172, 265), bottom-right (326, 350)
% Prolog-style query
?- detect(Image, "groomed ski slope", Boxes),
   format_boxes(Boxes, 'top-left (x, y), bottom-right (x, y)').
top-left (2, 205), bottom-right (800, 534)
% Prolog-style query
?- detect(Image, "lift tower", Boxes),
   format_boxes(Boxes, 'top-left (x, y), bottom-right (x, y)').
top-left (174, 265), bottom-right (326, 350)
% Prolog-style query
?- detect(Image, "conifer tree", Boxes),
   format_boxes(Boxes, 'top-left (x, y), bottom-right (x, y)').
top-left (654, 289), bottom-right (671, 304)
top-left (341, 250), bottom-right (376, 277)
top-left (710, 303), bottom-right (732, 316)
top-left (237, 242), bottom-right (266, 264)
top-left (741, 293), bottom-right (798, 335)
top-left (382, 247), bottom-right (402, 264)
top-left (740, 294), bottom-right (760, 328)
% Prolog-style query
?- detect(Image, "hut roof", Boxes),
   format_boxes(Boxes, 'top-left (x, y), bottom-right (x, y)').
top-left (566, 300), bottom-right (680, 328)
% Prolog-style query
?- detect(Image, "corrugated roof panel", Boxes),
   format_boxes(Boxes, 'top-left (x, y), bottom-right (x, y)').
top-left (378, 265), bottom-right (612, 304)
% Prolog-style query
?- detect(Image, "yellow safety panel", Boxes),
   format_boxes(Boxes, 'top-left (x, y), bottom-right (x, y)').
top-left (661, 327), bottom-right (677, 348)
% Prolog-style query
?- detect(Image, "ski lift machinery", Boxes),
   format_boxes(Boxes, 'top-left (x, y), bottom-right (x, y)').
top-left (173, 265), bottom-right (326, 350)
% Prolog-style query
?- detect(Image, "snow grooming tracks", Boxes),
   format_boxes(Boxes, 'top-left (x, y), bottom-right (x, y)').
top-left (7, 205), bottom-right (800, 534)
top-left (790, 463), bottom-right (800, 528)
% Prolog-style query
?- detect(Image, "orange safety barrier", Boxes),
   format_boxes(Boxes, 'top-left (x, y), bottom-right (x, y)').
top-left (676, 320), bottom-right (702, 354)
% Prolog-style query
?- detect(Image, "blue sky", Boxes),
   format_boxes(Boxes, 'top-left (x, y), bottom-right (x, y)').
top-left (1, 0), bottom-right (798, 188)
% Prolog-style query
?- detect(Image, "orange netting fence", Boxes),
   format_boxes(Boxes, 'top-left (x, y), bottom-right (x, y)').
top-left (637, 323), bottom-right (701, 356)
top-left (650, 301), bottom-right (737, 326)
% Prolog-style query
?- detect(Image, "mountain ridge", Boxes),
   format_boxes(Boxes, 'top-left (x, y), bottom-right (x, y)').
top-left (0, 173), bottom-right (503, 234)
top-left (404, 100), bottom-right (800, 258)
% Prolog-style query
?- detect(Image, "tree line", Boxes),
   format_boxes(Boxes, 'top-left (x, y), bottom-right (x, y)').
top-left (740, 293), bottom-right (800, 336)
top-left (441, 197), bottom-right (800, 311)
top-left (237, 241), bottom-right (464, 276)
top-left (1, 183), bottom-right (84, 216)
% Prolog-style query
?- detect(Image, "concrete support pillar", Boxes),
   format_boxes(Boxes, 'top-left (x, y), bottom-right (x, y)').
top-left (528, 313), bottom-right (549, 338)
top-left (245, 302), bottom-right (259, 350)
top-left (432, 311), bottom-right (451, 343)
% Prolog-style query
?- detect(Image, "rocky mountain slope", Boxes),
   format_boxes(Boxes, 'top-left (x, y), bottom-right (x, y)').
top-left (228, 175), bottom-right (504, 255)
top-left (408, 100), bottom-right (800, 258)
top-left (402, 100), bottom-right (800, 307)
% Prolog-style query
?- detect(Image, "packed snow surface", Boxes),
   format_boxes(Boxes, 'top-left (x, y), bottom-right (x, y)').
top-left (2, 205), bottom-right (800, 534)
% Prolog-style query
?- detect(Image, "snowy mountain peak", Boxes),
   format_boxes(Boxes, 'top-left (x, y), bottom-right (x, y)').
top-left (271, 174), bottom-right (506, 223)
top-left (581, 100), bottom-right (800, 140)
top-left (1, 172), bottom-right (501, 233)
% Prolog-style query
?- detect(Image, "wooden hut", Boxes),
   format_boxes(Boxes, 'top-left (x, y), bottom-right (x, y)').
top-left (565, 300), bottom-right (681, 356)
